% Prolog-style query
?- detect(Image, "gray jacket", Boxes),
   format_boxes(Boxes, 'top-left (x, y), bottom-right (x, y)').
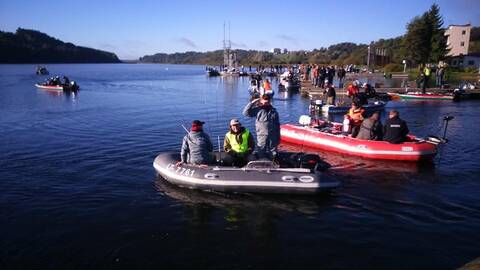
top-left (242, 102), bottom-right (280, 147)
top-left (180, 131), bottom-right (213, 164)
top-left (356, 118), bottom-right (383, 141)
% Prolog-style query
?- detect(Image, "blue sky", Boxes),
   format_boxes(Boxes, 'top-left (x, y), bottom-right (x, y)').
top-left (1, 0), bottom-right (479, 59)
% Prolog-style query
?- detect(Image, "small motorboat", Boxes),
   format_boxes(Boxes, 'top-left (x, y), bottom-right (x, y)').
top-left (278, 72), bottom-right (301, 92)
top-left (312, 100), bottom-right (387, 114)
top-left (35, 81), bottom-right (79, 92)
top-left (153, 152), bottom-right (340, 194)
top-left (280, 116), bottom-right (444, 162)
top-left (35, 83), bottom-right (63, 91)
top-left (388, 91), bottom-right (453, 100)
top-left (36, 66), bottom-right (49, 75)
top-left (206, 69), bottom-right (220, 77)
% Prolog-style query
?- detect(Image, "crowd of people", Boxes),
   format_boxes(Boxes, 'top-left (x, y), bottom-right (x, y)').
top-left (343, 104), bottom-right (409, 143)
top-left (177, 65), bottom-right (412, 167)
top-left (419, 64), bottom-right (446, 93)
top-left (176, 94), bottom-right (280, 167)
top-left (44, 76), bottom-right (71, 87)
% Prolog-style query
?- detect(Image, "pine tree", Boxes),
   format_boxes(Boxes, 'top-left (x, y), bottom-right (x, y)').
top-left (402, 4), bottom-right (449, 66)
top-left (427, 4), bottom-right (448, 62)
top-left (403, 14), bottom-right (431, 65)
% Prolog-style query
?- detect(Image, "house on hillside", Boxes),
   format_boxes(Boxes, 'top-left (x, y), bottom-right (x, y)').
top-left (445, 24), bottom-right (479, 69)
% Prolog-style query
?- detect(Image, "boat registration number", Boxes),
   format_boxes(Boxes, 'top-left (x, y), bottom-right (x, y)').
top-left (166, 163), bottom-right (195, 177)
top-left (401, 147), bottom-right (413, 152)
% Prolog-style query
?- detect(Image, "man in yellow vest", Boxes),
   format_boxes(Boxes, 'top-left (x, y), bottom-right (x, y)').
top-left (422, 65), bottom-right (431, 94)
top-left (223, 118), bottom-right (255, 167)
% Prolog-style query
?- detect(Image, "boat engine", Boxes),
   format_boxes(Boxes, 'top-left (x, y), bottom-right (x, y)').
top-left (297, 154), bottom-right (330, 171)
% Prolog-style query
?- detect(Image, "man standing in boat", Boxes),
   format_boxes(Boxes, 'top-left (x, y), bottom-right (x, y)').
top-left (223, 119), bottom-right (255, 167)
top-left (176, 120), bottom-right (214, 166)
top-left (243, 94), bottom-right (280, 160)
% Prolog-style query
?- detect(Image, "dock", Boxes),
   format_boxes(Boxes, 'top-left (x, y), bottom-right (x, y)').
top-left (300, 80), bottom-right (480, 100)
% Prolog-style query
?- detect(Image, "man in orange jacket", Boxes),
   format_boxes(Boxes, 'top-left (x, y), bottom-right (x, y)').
top-left (345, 103), bottom-right (365, 137)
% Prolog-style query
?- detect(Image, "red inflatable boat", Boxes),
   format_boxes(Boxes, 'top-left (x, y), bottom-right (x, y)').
top-left (281, 121), bottom-right (439, 162)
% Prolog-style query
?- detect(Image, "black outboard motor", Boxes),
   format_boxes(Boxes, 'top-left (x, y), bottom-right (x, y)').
top-left (297, 154), bottom-right (330, 172)
top-left (452, 88), bottom-right (462, 102)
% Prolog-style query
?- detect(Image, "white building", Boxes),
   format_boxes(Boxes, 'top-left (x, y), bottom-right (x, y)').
top-left (445, 24), bottom-right (471, 56)
top-left (450, 53), bottom-right (480, 69)
top-left (271, 48), bottom-right (281, 54)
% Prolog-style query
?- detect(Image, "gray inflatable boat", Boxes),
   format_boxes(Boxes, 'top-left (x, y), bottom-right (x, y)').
top-left (153, 152), bottom-right (340, 194)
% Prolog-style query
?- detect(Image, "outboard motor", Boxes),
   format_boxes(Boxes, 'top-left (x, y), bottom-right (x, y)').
top-left (309, 99), bottom-right (323, 114)
top-left (297, 154), bottom-right (330, 172)
top-left (452, 88), bottom-right (462, 102)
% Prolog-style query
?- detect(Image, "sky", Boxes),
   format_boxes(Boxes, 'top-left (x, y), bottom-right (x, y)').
top-left (1, 0), bottom-right (479, 60)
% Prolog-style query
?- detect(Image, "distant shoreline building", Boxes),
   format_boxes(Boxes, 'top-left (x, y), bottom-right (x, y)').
top-left (271, 48), bottom-right (281, 54)
top-left (445, 24), bottom-right (471, 57)
top-left (445, 23), bottom-right (479, 69)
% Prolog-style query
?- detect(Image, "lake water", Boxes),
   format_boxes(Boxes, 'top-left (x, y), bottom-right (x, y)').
top-left (1, 64), bottom-right (479, 269)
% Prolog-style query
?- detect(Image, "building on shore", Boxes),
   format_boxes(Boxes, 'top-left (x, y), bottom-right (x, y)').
top-left (449, 53), bottom-right (480, 69)
top-left (271, 48), bottom-right (281, 54)
top-left (445, 24), bottom-right (471, 57)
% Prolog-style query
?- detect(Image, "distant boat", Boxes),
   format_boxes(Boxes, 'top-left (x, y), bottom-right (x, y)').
top-left (35, 82), bottom-right (79, 92)
top-left (278, 72), bottom-right (300, 91)
top-left (35, 83), bottom-right (63, 91)
top-left (220, 68), bottom-right (240, 76)
top-left (388, 92), bottom-right (453, 100)
top-left (36, 66), bottom-right (49, 75)
top-left (206, 69), bottom-right (220, 76)
top-left (319, 101), bottom-right (387, 114)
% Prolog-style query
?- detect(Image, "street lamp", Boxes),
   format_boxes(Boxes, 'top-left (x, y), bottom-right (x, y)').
top-left (402, 59), bottom-right (407, 73)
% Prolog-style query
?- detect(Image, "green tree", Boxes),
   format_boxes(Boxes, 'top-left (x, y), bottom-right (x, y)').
top-left (403, 14), bottom-right (431, 65)
top-left (427, 4), bottom-right (448, 62)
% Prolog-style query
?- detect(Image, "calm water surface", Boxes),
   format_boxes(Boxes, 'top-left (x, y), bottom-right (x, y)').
top-left (0, 64), bottom-right (479, 269)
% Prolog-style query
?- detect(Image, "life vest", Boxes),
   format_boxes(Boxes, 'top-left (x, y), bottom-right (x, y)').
top-left (263, 81), bottom-right (272, 90)
top-left (226, 129), bottom-right (250, 153)
top-left (424, 67), bottom-right (431, 76)
top-left (347, 107), bottom-right (365, 125)
top-left (347, 85), bottom-right (359, 97)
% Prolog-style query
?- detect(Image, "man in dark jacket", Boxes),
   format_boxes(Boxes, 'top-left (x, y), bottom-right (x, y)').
top-left (177, 120), bottom-right (214, 166)
top-left (356, 112), bottom-right (383, 140)
top-left (223, 118), bottom-right (255, 167)
top-left (243, 94), bottom-right (280, 159)
top-left (383, 110), bottom-right (409, 144)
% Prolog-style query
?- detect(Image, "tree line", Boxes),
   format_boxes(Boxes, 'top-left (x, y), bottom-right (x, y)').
top-left (0, 28), bottom-right (121, 63)
top-left (141, 4), bottom-right (478, 70)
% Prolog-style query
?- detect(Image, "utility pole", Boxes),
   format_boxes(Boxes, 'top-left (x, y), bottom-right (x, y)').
top-left (367, 45), bottom-right (371, 70)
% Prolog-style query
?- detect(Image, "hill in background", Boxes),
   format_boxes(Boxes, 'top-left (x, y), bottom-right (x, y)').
top-left (0, 28), bottom-right (121, 63)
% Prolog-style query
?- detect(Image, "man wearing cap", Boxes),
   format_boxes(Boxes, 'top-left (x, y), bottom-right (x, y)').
top-left (223, 119), bottom-right (255, 167)
top-left (242, 94), bottom-right (280, 159)
top-left (177, 120), bottom-right (214, 166)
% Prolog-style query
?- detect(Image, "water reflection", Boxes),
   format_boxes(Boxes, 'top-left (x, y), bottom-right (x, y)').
top-left (280, 142), bottom-right (436, 175)
top-left (154, 178), bottom-right (337, 216)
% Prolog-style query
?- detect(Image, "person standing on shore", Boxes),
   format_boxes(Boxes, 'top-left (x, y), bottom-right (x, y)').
top-left (242, 94), bottom-right (280, 159)
top-left (323, 82), bottom-right (336, 105)
top-left (422, 65), bottom-right (431, 94)
top-left (436, 66), bottom-right (445, 87)
top-left (337, 67), bottom-right (346, 88)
